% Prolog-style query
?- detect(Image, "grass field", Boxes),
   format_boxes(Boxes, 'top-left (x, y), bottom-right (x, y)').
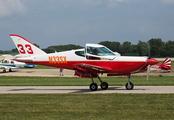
top-left (0, 94), bottom-right (174, 120)
top-left (0, 76), bottom-right (174, 120)
top-left (0, 76), bottom-right (174, 86)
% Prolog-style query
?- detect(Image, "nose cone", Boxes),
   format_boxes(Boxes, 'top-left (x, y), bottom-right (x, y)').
top-left (147, 58), bottom-right (159, 65)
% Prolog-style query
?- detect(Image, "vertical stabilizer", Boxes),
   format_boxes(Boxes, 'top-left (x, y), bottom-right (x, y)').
top-left (10, 34), bottom-right (46, 57)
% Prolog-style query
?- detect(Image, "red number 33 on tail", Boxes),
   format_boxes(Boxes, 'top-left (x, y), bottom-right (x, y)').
top-left (17, 44), bottom-right (34, 54)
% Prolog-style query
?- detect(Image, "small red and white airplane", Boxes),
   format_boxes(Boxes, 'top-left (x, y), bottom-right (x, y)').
top-left (10, 34), bottom-right (159, 91)
top-left (150, 58), bottom-right (171, 72)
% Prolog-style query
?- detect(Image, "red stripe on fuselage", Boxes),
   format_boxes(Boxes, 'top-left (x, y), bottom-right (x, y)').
top-left (25, 60), bottom-right (146, 74)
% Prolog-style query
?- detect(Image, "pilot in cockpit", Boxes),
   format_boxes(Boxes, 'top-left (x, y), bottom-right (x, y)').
top-left (93, 48), bottom-right (98, 55)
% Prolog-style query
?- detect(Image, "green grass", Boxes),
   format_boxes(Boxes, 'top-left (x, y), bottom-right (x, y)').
top-left (0, 94), bottom-right (174, 120)
top-left (0, 76), bottom-right (174, 86)
top-left (34, 65), bottom-right (56, 69)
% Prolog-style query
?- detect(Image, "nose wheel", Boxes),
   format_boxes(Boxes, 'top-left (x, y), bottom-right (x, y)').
top-left (125, 82), bottom-right (134, 90)
top-left (125, 76), bottom-right (134, 90)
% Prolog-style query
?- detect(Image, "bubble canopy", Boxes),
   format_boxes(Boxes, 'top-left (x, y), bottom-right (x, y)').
top-left (86, 43), bottom-right (115, 56)
top-left (85, 43), bottom-right (116, 60)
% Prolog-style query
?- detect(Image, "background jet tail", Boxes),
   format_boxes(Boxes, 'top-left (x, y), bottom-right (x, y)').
top-left (160, 58), bottom-right (171, 70)
top-left (10, 34), bottom-right (46, 57)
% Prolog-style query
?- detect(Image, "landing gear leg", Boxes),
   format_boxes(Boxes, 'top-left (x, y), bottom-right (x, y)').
top-left (125, 75), bottom-right (134, 90)
top-left (97, 74), bottom-right (108, 90)
top-left (9, 68), bottom-right (12, 72)
top-left (89, 73), bottom-right (98, 91)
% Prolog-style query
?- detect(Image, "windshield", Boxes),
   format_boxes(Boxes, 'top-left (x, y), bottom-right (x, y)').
top-left (87, 46), bottom-right (115, 56)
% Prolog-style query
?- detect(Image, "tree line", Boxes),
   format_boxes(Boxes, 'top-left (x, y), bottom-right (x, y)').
top-left (0, 38), bottom-right (174, 57)
top-left (99, 38), bottom-right (174, 57)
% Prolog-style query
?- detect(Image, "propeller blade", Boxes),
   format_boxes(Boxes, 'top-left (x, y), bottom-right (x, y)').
top-left (147, 65), bottom-right (150, 81)
top-left (148, 43), bottom-right (151, 59)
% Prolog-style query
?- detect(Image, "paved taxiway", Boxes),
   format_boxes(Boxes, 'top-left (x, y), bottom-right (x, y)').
top-left (0, 86), bottom-right (174, 94)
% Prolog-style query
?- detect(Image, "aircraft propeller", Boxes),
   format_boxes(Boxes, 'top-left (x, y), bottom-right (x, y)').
top-left (147, 65), bottom-right (150, 80)
top-left (147, 43), bottom-right (151, 81)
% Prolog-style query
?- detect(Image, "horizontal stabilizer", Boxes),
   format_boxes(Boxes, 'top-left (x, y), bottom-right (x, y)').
top-left (12, 58), bottom-right (33, 63)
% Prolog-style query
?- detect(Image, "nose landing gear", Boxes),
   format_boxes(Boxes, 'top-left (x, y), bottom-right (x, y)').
top-left (125, 76), bottom-right (134, 90)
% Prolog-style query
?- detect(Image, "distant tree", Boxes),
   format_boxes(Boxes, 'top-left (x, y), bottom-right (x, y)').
top-left (137, 40), bottom-right (148, 56)
top-left (148, 38), bottom-right (165, 57)
top-left (99, 41), bottom-right (122, 53)
top-left (131, 44), bottom-right (139, 56)
top-left (0, 50), bottom-right (4, 54)
top-left (33, 43), bottom-right (40, 48)
top-left (11, 48), bottom-right (18, 53)
top-left (43, 44), bottom-right (83, 53)
top-left (165, 40), bottom-right (174, 57)
top-left (42, 48), bottom-right (55, 53)
top-left (122, 41), bottom-right (131, 56)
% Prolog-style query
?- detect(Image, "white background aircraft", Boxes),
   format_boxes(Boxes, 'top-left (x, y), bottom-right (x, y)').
top-left (0, 56), bottom-right (35, 73)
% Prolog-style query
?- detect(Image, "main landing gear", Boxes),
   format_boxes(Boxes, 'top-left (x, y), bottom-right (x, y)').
top-left (89, 73), bottom-right (134, 91)
top-left (89, 73), bottom-right (108, 91)
top-left (9, 68), bottom-right (12, 72)
top-left (125, 76), bottom-right (134, 90)
top-left (3, 68), bottom-right (12, 73)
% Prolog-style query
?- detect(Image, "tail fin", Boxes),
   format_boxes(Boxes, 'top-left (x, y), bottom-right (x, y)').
top-left (160, 58), bottom-right (171, 70)
top-left (10, 34), bottom-right (46, 57)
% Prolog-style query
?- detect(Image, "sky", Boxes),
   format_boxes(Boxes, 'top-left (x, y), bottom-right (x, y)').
top-left (1, 0), bottom-right (174, 50)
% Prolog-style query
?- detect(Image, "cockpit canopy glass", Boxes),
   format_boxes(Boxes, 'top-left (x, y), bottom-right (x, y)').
top-left (86, 46), bottom-right (115, 56)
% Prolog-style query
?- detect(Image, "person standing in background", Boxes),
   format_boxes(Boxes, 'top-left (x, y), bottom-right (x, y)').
top-left (60, 68), bottom-right (64, 76)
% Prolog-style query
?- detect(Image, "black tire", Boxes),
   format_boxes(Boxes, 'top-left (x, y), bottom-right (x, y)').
top-left (3, 70), bottom-right (6, 73)
top-left (100, 82), bottom-right (108, 90)
top-left (90, 83), bottom-right (98, 91)
top-left (125, 82), bottom-right (134, 90)
top-left (9, 69), bottom-right (12, 72)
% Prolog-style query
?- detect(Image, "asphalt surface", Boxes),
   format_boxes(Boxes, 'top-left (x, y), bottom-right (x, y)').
top-left (0, 86), bottom-right (174, 94)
